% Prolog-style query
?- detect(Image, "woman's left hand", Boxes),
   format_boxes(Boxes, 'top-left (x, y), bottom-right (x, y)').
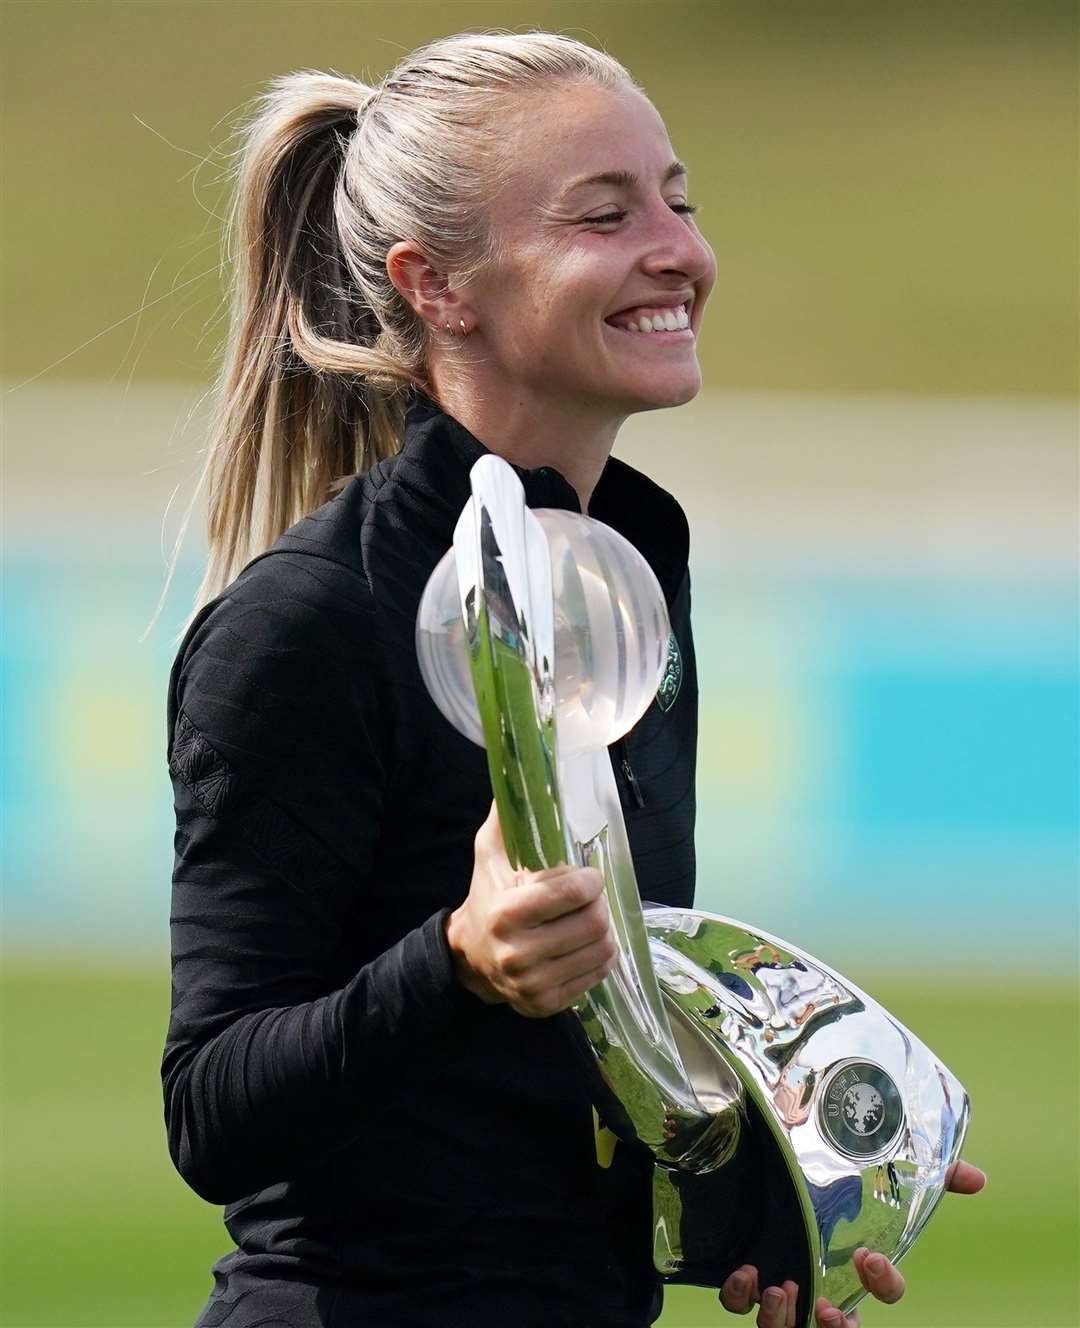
top-left (718, 1160), bottom-right (987, 1325)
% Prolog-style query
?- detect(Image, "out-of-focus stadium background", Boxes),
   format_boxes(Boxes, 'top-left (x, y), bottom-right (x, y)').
top-left (2, 2), bottom-right (1076, 1325)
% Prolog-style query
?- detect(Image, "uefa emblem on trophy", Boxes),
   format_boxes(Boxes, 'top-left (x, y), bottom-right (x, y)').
top-left (416, 455), bottom-right (970, 1326)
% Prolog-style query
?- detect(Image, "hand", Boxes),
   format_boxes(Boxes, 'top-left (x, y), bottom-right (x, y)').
top-left (718, 1160), bottom-right (987, 1325)
top-left (445, 800), bottom-right (619, 1017)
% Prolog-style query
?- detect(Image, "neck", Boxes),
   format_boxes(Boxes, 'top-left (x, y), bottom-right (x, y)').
top-left (431, 374), bottom-right (627, 514)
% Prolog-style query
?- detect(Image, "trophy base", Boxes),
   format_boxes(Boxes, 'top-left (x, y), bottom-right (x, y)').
top-left (641, 905), bottom-right (969, 1327)
top-left (653, 1097), bottom-right (813, 1327)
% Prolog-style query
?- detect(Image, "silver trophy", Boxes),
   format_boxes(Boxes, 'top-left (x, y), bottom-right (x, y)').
top-left (416, 456), bottom-right (970, 1326)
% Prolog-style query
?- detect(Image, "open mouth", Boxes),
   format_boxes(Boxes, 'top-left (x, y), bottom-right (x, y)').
top-left (604, 299), bottom-right (694, 337)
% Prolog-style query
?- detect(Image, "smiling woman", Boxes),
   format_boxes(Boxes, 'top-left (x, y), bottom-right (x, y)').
top-left (160, 27), bottom-right (978, 1328)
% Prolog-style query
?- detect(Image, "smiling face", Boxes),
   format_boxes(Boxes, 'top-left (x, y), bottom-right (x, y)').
top-left (460, 81), bottom-right (717, 421)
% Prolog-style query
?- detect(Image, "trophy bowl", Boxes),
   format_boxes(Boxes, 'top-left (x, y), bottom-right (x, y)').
top-left (639, 905), bottom-right (968, 1317)
top-left (416, 455), bottom-right (970, 1326)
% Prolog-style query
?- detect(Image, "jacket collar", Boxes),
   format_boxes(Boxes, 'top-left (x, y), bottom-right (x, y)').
top-left (395, 388), bottom-right (689, 606)
top-left (400, 388), bottom-right (582, 515)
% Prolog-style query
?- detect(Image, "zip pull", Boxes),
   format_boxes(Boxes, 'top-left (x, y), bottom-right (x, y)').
top-left (615, 740), bottom-right (646, 809)
top-left (622, 757), bottom-right (645, 809)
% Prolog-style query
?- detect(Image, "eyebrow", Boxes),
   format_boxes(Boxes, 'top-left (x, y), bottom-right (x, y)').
top-left (560, 160), bottom-right (688, 198)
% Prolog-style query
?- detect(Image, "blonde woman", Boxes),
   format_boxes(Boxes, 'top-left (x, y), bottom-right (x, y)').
top-left (162, 31), bottom-right (983, 1328)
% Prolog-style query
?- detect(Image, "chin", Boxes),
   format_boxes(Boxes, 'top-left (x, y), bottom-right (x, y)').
top-left (618, 370), bottom-right (702, 413)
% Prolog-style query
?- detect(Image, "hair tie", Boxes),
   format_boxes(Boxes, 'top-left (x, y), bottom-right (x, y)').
top-left (358, 87), bottom-right (380, 122)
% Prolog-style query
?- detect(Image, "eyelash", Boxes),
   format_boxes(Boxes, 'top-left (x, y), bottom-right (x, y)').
top-left (584, 203), bottom-right (698, 226)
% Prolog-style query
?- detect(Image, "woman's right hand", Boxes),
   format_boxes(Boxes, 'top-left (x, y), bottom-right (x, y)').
top-left (444, 801), bottom-right (619, 1018)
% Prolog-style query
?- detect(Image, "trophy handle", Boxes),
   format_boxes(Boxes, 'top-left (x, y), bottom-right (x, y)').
top-left (453, 456), bottom-right (728, 1163)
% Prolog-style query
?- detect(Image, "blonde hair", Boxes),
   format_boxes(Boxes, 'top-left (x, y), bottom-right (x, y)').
top-left (156, 30), bottom-right (637, 643)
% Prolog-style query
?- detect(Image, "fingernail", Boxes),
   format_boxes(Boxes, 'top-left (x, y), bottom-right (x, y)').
top-left (866, 1252), bottom-right (887, 1275)
top-left (730, 1271), bottom-right (748, 1293)
top-left (763, 1288), bottom-right (784, 1310)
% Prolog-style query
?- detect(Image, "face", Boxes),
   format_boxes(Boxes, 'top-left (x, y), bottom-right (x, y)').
top-left (460, 82), bottom-right (717, 419)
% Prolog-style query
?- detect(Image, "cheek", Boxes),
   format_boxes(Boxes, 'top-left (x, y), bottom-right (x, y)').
top-left (493, 254), bottom-right (553, 325)
top-left (493, 254), bottom-right (603, 355)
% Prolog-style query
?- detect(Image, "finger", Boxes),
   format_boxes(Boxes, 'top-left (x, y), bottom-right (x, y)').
top-left (815, 1298), bottom-right (859, 1328)
top-left (945, 1159), bottom-right (987, 1194)
top-left (532, 892), bottom-right (613, 961)
top-left (718, 1264), bottom-right (758, 1314)
top-left (513, 953), bottom-right (618, 1018)
top-left (524, 934), bottom-right (619, 994)
top-left (781, 1280), bottom-right (798, 1328)
top-left (552, 951), bottom-right (620, 1005)
top-left (853, 1247), bottom-right (905, 1304)
top-left (476, 800), bottom-right (505, 852)
top-left (489, 892), bottom-right (612, 974)
top-left (500, 867), bottom-right (605, 927)
top-left (756, 1286), bottom-right (788, 1328)
top-left (814, 1298), bottom-right (843, 1328)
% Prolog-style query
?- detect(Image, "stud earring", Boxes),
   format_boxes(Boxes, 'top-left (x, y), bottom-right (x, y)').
top-left (459, 319), bottom-right (470, 338)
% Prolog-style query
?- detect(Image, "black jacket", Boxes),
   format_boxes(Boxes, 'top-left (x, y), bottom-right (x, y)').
top-left (162, 390), bottom-right (699, 1328)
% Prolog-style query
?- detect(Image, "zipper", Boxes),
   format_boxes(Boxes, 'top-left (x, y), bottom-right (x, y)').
top-left (613, 738), bottom-right (646, 809)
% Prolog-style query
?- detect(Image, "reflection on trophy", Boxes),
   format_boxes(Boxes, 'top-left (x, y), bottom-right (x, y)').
top-left (416, 455), bottom-right (970, 1327)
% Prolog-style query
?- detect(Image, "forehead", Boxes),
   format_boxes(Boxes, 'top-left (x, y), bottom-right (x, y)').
top-left (496, 83), bottom-right (680, 214)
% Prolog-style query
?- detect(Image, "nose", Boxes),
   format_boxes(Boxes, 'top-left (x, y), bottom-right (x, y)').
top-left (640, 202), bottom-right (716, 296)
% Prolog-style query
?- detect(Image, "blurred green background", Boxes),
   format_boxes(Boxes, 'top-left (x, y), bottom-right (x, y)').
top-left (2, 2), bottom-right (1077, 1326)
top-left (3, 0), bottom-right (1077, 395)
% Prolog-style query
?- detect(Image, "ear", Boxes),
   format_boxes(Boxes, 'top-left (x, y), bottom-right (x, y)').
top-left (386, 241), bottom-right (472, 329)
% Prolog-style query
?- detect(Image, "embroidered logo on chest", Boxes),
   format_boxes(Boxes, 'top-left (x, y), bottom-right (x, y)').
top-left (656, 631), bottom-right (683, 713)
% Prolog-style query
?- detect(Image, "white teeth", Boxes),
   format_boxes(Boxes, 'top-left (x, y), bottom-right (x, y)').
top-left (611, 302), bottom-right (690, 333)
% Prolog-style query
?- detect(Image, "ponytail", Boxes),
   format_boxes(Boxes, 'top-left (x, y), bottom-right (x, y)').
top-left (161, 71), bottom-right (421, 643)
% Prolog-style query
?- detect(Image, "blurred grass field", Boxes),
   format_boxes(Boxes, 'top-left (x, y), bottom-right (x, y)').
top-left (2, 963), bottom-right (1076, 1327)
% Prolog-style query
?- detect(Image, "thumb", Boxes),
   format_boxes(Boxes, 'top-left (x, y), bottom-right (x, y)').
top-left (477, 799), bottom-right (516, 879)
top-left (484, 798), bottom-right (505, 849)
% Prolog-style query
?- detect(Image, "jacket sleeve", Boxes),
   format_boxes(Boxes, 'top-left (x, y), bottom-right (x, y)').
top-left (161, 554), bottom-right (483, 1205)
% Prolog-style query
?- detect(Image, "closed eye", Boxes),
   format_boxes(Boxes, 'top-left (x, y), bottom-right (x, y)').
top-left (583, 203), bottom-right (698, 226)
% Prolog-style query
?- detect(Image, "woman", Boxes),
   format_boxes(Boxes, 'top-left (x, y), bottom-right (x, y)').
top-left (162, 30), bottom-right (982, 1328)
